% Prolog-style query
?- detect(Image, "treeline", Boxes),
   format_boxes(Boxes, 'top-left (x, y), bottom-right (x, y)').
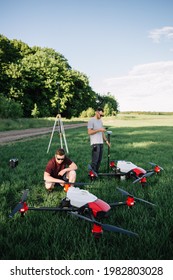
top-left (123, 111), bottom-right (173, 115)
top-left (0, 34), bottom-right (118, 118)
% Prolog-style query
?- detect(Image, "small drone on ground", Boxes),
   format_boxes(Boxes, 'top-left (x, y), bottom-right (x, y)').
top-left (9, 184), bottom-right (155, 238)
top-left (88, 161), bottom-right (163, 187)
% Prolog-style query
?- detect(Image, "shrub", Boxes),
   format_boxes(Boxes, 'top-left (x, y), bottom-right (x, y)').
top-left (80, 110), bottom-right (87, 118)
top-left (86, 107), bottom-right (95, 117)
top-left (0, 94), bottom-right (23, 118)
top-left (31, 103), bottom-right (40, 118)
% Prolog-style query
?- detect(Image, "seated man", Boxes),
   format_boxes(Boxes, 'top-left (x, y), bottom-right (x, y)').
top-left (44, 148), bottom-right (77, 191)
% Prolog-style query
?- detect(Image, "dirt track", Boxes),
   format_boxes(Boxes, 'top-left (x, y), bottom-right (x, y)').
top-left (0, 123), bottom-right (86, 144)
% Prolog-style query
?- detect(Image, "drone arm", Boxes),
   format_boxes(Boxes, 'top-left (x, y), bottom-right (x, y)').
top-left (98, 172), bottom-right (119, 176)
top-left (28, 206), bottom-right (77, 212)
top-left (109, 201), bottom-right (127, 207)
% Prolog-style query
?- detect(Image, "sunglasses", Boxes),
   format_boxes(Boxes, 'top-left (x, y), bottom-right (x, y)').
top-left (56, 157), bottom-right (65, 161)
top-left (98, 111), bottom-right (104, 117)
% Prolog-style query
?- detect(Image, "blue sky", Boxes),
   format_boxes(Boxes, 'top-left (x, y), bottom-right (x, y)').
top-left (1, 0), bottom-right (173, 111)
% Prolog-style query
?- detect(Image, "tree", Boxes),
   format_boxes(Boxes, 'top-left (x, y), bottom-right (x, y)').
top-left (58, 70), bottom-right (96, 118)
top-left (96, 92), bottom-right (119, 114)
top-left (104, 102), bottom-right (117, 116)
top-left (0, 94), bottom-right (23, 118)
top-left (0, 34), bottom-right (23, 96)
top-left (0, 34), bottom-right (119, 118)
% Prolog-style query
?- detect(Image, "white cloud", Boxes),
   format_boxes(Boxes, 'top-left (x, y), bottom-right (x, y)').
top-left (104, 61), bottom-right (173, 112)
top-left (149, 26), bottom-right (173, 43)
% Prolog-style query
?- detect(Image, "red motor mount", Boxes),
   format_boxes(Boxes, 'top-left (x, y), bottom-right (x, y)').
top-left (154, 165), bottom-right (161, 173)
top-left (92, 224), bottom-right (103, 238)
top-left (19, 202), bottom-right (28, 216)
top-left (89, 170), bottom-right (97, 180)
top-left (126, 196), bottom-right (135, 207)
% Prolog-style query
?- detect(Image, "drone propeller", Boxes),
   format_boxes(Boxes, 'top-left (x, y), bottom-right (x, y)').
top-left (116, 187), bottom-right (156, 207)
top-left (70, 211), bottom-right (138, 237)
top-left (9, 189), bottom-right (29, 218)
top-left (21, 189), bottom-right (29, 201)
top-left (148, 162), bottom-right (164, 171)
top-left (133, 171), bottom-right (154, 184)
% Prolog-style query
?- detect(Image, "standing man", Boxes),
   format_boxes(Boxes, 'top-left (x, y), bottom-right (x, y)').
top-left (44, 148), bottom-right (77, 191)
top-left (88, 108), bottom-right (110, 173)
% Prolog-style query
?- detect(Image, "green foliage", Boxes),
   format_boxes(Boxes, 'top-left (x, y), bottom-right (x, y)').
top-left (80, 110), bottom-right (88, 118)
top-left (86, 107), bottom-right (95, 117)
top-left (0, 34), bottom-right (23, 64)
top-left (96, 92), bottom-right (119, 113)
top-left (31, 103), bottom-right (40, 118)
top-left (80, 107), bottom-right (95, 118)
top-left (0, 94), bottom-right (23, 118)
top-left (104, 102), bottom-right (117, 116)
top-left (1, 34), bottom-right (117, 119)
top-left (80, 102), bottom-right (118, 118)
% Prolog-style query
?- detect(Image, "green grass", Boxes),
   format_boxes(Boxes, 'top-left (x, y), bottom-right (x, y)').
top-left (0, 115), bottom-right (173, 260)
top-left (1, 112), bottom-right (173, 131)
top-left (0, 117), bottom-right (86, 131)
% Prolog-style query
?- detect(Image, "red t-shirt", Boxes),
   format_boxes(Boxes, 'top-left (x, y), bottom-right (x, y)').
top-left (45, 156), bottom-right (72, 179)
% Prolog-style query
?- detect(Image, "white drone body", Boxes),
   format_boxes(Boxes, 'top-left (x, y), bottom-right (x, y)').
top-left (117, 160), bottom-right (146, 174)
top-left (66, 187), bottom-right (97, 208)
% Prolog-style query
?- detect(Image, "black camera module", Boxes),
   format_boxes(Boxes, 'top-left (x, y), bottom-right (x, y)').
top-left (9, 158), bottom-right (18, 168)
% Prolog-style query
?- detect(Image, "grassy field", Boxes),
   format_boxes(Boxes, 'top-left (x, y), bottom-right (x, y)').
top-left (0, 117), bottom-right (85, 132)
top-left (0, 114), bottom-right (173, 260)
top-left (1, 112), bottom-right (173, 131)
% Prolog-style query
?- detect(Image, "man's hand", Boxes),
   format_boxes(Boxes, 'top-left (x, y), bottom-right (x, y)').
top-left (100, 128), bottom-right (106, 132)
top-left (88, 128), bottom-right (106, 135)
top-left (58, 169), bottom-right (67, 176)
top-left (107, 141), bottom-right (111, 147)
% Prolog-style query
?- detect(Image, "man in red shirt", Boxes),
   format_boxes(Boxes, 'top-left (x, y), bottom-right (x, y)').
top-left (44, 148), bottom-right (77, 191)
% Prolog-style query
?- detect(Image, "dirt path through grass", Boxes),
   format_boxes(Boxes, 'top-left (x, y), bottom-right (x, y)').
top-left (0, 123), bottom-right (86, 144)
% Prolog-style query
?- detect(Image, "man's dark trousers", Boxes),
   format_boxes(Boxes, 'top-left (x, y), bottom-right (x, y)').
top-left (91, 144), bottom-right (103, 173)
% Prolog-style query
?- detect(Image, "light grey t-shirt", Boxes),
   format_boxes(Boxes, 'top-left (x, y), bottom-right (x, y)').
top-left (87, 117), bottom-right (104, 145)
